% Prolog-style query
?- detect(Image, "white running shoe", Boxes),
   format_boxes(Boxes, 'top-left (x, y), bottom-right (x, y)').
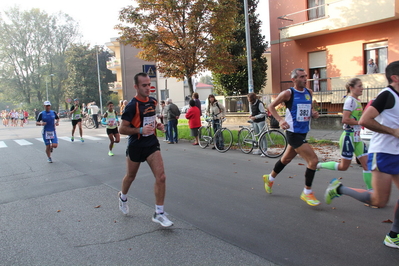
top-left (118, 191), bottom-right (129, 214)
top-left (152, 212), bottom-right (173, 227)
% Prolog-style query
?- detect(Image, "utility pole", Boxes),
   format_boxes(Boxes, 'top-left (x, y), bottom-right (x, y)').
top-left (96, 46), bottom-right (103, 113)
top-left (244, 0), bottom-right (254, 93)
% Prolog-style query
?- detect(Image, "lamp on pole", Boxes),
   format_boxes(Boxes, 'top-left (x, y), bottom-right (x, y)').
top-left (46, 74), bottom-right (55, 101)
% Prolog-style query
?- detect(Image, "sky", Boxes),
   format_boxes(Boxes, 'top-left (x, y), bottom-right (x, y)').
top-left (0, 0), bottom-right (270, 46)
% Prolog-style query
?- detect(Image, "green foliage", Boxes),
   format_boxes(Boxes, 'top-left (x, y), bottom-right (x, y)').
top-left (199, 75), bottom-right (213, 85)
top-left (65, 45), bottom-right (115, 108)
top-left (0, 7), bottom-right (79, 111)
top-left (117, 0), bottom-right (237, 95)
top-left (212, 0), bottom-right (268, 96)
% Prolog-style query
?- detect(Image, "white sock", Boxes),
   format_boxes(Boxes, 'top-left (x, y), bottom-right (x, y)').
top-left (120, 193), bottom-right (127, 201)
top-left (156, 205), bottom-right (164, 214)
top-left (304, 188), bottom-right (312, 195)
top-left (269, 173), bottom-right (275, 181)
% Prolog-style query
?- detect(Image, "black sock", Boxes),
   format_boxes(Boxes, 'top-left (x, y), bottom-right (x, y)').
top-left (389, 231), bottom-right (398, 238)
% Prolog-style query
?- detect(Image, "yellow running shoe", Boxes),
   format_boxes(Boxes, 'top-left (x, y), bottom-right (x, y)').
top-left (300, 192), bottom-right (320, 206)
top-left (263, 175), bottom-right (274, 194)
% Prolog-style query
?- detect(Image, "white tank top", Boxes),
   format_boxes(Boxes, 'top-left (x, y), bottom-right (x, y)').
top-left (369, 87), bottom-right (399, 154)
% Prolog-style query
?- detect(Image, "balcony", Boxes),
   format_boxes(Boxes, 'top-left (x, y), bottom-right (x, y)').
top-left (106, 57), bottom-right (121, 70)
top-left (279, 0), bottom-right (399, 40)
top-left (109, 81), bottom-right (123, 92)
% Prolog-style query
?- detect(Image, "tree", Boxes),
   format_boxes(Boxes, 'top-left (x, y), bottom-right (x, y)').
top-left (117, 0), bottom-right (237, 95)
top-left (199, 74), bottom-right (213, 85)
top-left (65, 44), bottom-right (115, 111)
top-left (0, 7), bottom-right (79, 110)
top-left (212, 0), bottom-right (267, 96)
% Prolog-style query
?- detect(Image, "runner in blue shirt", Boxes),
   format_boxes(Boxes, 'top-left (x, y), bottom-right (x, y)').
top-left (36, 101), bottom-right (59, 163)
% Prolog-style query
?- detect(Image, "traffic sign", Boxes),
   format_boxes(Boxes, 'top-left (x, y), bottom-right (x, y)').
top-left (143, 65), bottom-right (157, 77)
top-left (150, 86), bottom-right (156, 93)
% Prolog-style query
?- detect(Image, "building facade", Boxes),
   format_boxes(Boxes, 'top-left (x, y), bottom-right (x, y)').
top-left (105, 38), bottom-right (185, 107)
top-left (269, 0), bottom-right (399, 111)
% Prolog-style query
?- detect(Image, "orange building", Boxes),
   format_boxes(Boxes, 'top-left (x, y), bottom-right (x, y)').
top-left (268, 0), bottom-right (399, 111)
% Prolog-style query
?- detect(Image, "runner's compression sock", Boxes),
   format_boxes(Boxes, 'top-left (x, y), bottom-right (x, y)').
top-left (390, 200), bottom-right (399, 236)
top-left (363, 170), bottom-right (372, 190)
top-left (305, 168), bottom-right (316, 188)
top-left (339, 186), bottom-right (371, 204)
top-left (318, 161), bottom-right (338, 170)
top-left (273, 159), bottom-right (286, 174)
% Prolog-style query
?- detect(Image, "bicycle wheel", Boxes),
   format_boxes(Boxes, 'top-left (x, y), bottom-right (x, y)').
top-left (259, 130), bottom-right (287, 158)
top-left (85, 118), bottom-right (95, 129)
top-left (215, 128), bottom-right (233, 153)
top-left (238, 127), bottom-right (254, 154)
top-left (198, 126), bottom-right (211, 148)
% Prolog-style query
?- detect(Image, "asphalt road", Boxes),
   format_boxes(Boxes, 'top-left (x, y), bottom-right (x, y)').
top-left (0, 120), bottom-right (398, 265)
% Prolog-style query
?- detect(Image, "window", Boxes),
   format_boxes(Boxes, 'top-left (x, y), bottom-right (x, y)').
top-left (309, 51), bottom-right (327, 92)
top-left (308, 0), bottom-right (325, 20)
top-left (364, 41), bottom-right (388, 74)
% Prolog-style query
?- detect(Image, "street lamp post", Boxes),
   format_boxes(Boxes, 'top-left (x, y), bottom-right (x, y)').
top-left (244, 0), bottom-right (254, 93)
top-left (96, 46), bottom-right (103, 113)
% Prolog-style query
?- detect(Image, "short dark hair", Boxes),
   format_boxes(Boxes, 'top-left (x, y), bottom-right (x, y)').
top-left (134, 72), bottom-right (149, 85)
top-left (189, 99), bottom-right (196, 107)
top-left (247, 92), bottom-right (257, 104)
top-left (386, 61), bottom-right (399, 84)
top-left (107, 101), bottom-right (113, 106)
top-left (192, 92), bottom-right (199, 99)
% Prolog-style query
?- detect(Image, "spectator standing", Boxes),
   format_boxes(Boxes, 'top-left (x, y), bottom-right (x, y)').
top-left (206, 94), bottom-right (226, 150)
top-left (192, 92), bottom-right (202, 115)
top-left (248, 92), bottom-right (266, 156)
top-left (165, 98), bottom-right (180, 144)
top-left (313, 69), bottom-right (320, 92)
top-left (185, 99), bottom-right (201, 145)
top-left (157, 100), bottom-right (169, 142)
top-left (367, 58), bottom-right (378, 74)
top-left (88, 102), bottom-right (99, 128)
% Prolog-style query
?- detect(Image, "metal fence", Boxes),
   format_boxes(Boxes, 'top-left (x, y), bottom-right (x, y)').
top-left (224, 87), bottom-right (383, 114)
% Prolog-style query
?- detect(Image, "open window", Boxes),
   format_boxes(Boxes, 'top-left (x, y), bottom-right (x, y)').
top-left (309, 51), bottom-right (327, 92)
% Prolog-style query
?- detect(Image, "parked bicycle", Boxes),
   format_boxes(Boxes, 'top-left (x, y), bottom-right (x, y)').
top-left (198, 116), bottom-right (233, 153)
top-left (238, 119), bottom-right (287, 158)
top-left (83, 114), bottom-right (105, 129)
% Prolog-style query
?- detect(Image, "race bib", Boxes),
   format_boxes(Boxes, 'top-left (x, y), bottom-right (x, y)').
top-left (75, 114), bottom-right (81, 119)
top-left (353, 125), bottom-right (361, 142)
top-left (45, 131), bottom-right (55, 139)
top-left (296, 104), bottom-right (311, 122)
top-left (143, 115), bottom-right (156, 136)
top-left (108, 118), bottom-right (115, 127)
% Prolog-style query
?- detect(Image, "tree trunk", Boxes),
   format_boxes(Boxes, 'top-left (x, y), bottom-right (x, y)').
top-left (186, 75), bottom-right (194, 96)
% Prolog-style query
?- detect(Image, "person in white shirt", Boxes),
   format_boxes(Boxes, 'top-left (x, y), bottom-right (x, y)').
top-left (88, 102), bottom-right (99, 128)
